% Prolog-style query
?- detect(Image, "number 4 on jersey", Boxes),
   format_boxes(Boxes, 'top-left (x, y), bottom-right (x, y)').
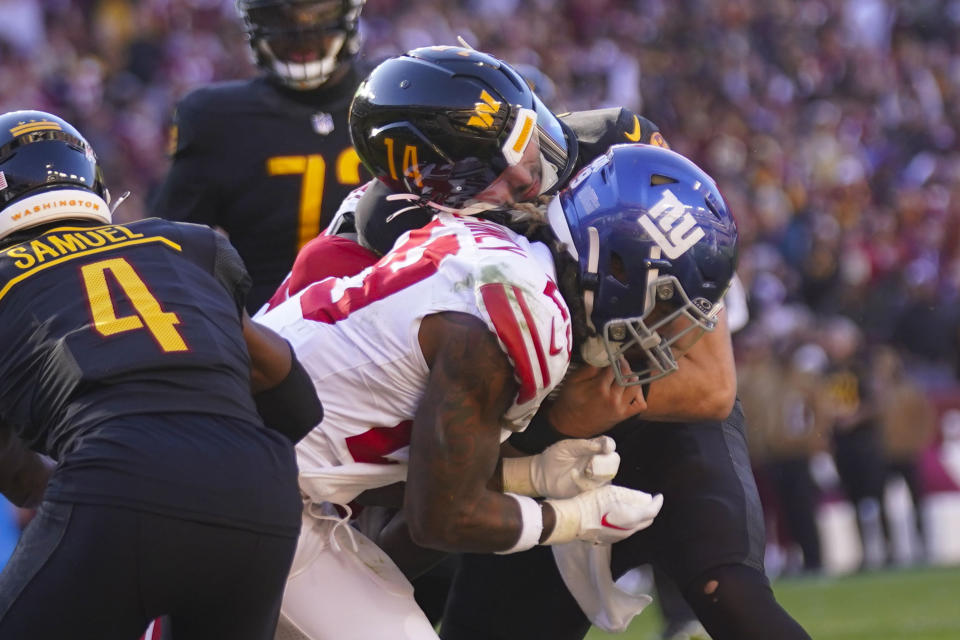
top-left (80, 257), bottom-right (188, 352)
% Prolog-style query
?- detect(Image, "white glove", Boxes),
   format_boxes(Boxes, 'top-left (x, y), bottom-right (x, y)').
top-left (502, 436), bottom-right (620, 499)
top-left (543, 485), bottom-right (663, 546)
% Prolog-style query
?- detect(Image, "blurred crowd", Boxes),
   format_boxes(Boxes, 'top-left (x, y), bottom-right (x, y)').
top-left (2, 0), bottom-right (959, 573)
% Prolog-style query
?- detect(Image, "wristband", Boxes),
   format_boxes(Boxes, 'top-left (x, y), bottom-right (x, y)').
top-left (542, 497), bottom-right (581, 545)
top-left (495, 493), bottom-right (543, 554)
top-left (501, 456), bottom-right (537, 496)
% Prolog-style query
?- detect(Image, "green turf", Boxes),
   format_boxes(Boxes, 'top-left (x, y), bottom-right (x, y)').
top-left (584, 565), bottom-right (960, 640)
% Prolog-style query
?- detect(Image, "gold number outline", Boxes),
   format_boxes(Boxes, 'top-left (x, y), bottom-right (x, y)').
top-left (80, 257), bottom-right (188, 352)
top-left (267, 148), bottom-right (363, 250)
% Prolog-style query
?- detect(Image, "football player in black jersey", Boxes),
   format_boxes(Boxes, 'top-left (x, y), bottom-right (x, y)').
top-left (151, 0), bottom-right (369, 312)
top-left (0, 110), bottom-right (322, 639)
top-left (345, 47), bottom-right (811, 640)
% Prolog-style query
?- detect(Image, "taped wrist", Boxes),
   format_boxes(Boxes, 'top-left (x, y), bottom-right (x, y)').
top-left (542, 497), bottom-right (581, 545)
top-left (254, 344), bottom-right (323, 443)
top-left (495, 493), bottom-right (543, 554)
top-left (501, 456), bottom-right (538, 496)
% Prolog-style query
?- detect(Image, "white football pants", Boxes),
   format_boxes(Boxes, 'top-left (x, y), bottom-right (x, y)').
top-left (274, 504), bottom-right (438, 640)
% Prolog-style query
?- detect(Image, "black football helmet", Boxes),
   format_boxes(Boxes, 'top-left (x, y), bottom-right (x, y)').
top-left (238, 0), bottom-right (365, 90)
top-left (0, 110), bottom-right (111, 240)
top-left (348, 46), bottom-right (574, 210)
top-left (547, 144), bottom-right (739, 385)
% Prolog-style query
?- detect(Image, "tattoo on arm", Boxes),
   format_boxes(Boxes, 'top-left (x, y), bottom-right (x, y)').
top-left (405, 312), bottom-right (527, 552)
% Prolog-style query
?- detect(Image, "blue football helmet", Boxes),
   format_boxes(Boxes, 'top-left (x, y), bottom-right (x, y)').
top-left (546, 144), bottom-right (739, 385)
top-left (0, 110), bottom-right (111, 240)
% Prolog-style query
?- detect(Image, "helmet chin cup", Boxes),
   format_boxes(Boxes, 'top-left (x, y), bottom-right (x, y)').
top-left (580, 336), bottom-right (611, 368)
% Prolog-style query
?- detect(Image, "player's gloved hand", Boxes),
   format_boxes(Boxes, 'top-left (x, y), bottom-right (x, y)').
top-left (543, 485), bottom-right (663, 545)
top-left (502, 436), bottom-right (620, 499)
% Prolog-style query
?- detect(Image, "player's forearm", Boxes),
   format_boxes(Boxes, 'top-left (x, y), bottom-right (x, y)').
top-left (640, 310), bottom-right (736, 421)
top-left (371, 509), bottom-right (452, 579)
top-left (0, 427), bottom-right (53, 508)
top-left (406, 404), bottom-right (528, 552)
top-left (406, 312), bottom-right (534, 552)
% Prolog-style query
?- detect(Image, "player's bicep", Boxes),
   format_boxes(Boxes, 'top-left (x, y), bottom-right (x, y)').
top-left (244, 312), bottom-right (323, 442)
top-left (406, 313), bottom-right (517, 527)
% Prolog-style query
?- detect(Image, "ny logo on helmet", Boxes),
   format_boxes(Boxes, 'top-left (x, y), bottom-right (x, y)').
top-left (639, 189), bottom-right (705, 259)
top-left (467, 90), bottom-right (501, 128)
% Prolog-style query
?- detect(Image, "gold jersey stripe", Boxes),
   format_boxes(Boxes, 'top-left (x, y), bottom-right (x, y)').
top-left (0, 236), bottom-right (182, 302)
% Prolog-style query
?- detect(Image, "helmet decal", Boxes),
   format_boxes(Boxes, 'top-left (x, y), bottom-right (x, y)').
top-left (639, 189), bottom-right (706, 259)
top-left (501, 108), bottom-right (536, 166)
top-left (467, 90), bottom-right (502, 129)
top-left (9, 119), bottom-right (63, 136)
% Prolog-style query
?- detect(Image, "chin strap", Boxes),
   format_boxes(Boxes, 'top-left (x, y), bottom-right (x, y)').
top-left (384, 192), bottom-right (501, 221)
top-left (581, 226), bottom-right (601, 333)
top-left (642, 245), bottom-right (661, 313)
top-left (110, 190), bottom-right (131, 214)
top-left (579, 226), bottom-right (610, 367)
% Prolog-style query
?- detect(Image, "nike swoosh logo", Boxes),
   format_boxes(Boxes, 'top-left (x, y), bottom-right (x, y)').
top-left (624, 115), bottom-right (643, 142)
top-left (601, 514), bottom-right (630, 530)
top-left (549, 318), bottom-right (563, 355)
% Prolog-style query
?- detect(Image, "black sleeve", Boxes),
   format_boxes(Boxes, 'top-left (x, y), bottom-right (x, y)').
top-left (354, 179), bottom-right (434, 255)
top-left (559, 108), bottom-right (669, 173)
top-left (253, 343), bottom-right (323, 443)
top-left (507, 409), bottom-right (568, 454)
top-left (149, 99), bottom-right (221, 224)
top-left (212, 231), bottom-right (252, 316)
top-left (611, 107), bottom-right (669, 148)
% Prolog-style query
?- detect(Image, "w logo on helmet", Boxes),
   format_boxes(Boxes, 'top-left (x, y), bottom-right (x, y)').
top-left (639, 189), bottom-right (705, 259)
top-left (467, 90), bottom-right (501, 128)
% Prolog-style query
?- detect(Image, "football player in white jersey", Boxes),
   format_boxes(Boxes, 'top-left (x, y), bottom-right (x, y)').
top-left (254, 142), bottom-right (738, 639)
top-left (342, 47), bottom-right (808, 640)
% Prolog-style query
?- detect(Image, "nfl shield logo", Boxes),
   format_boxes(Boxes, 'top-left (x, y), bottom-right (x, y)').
top-left (311, 112), bottom-right (335, 135)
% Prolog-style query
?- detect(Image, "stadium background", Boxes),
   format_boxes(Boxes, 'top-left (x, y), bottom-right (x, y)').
top-left (2, 0), bottom-right (960, 634)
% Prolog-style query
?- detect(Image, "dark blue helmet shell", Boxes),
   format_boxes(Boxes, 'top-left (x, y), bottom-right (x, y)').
top-left (548, 143), bottom-right (738, 384)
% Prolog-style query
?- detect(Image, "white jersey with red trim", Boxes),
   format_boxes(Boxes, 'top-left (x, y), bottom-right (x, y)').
top-left (255, 213), bottom-right (572, 499)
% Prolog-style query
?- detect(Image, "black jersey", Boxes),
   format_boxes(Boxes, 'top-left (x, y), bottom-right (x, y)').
top-left (0, 217), bottom-right (258, 454)
top-left (0, 218), bottom-right (300, 534)
top-left (353, 107), bottom-right (667, 255)
top-left (151, 68), bottom-right (369, 311)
